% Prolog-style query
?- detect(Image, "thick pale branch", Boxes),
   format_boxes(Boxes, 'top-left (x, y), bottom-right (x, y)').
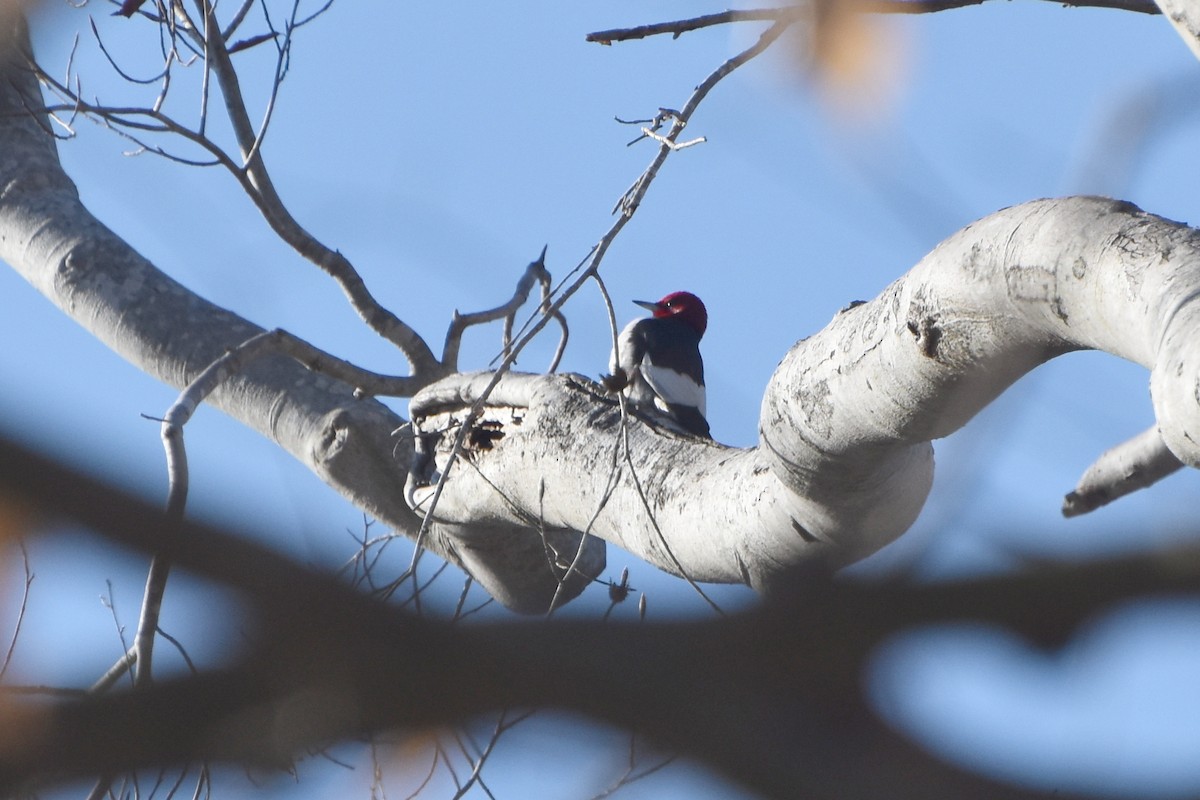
top-left (0, 18), bottom-right (582, 613)
top-left (761, 197), bottom-right (1200, 550)
top-left (1155, 0), bottom-right (1200, 60)
top-left (34, 10), bottom-right (442, 372)
top-left (410, 198), bottom-right (1200, 593)
top-left (410, 373), bottom-right (816, 590)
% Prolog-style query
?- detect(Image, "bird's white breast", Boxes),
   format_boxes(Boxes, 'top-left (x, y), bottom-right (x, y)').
top-left (640, 361), bottom-right (706, 416)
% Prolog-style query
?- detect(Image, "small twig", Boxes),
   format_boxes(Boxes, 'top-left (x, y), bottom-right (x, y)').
top-left (89, 646), bottom-right (136, 694)
top-left (587, 9), bottom-right (800, 44)
top-left (588, 732), bottom-right (677, 800)
top-left (90, 16), bottom-right (166, 85)
top-left (227, 31), bottom-right (278, 54)
top-left (221, 0), bottom-right (258, 42)
top-left (406, 21), bottom-right (788, 613)
top-left (544, 502), bottom-right (601, 616)
top-left (448, 711), bottom-right (510, 800)
top-left (188, 0), bottom-right (442, 375)
top-left (125, 327), bottom-right (416, 684)
top-left (615, 20), bottom-right (790, 219)
top-left (452, 575), bottom-right (474, 622)
top-left (641, 126), bottom-right (706, 150)
top-left (394, 561), bottom-right (451, 608)
top-left (239, 4), bottom-right (296, 170)
top-left (601, 567), bottom-right (633, 622)
top-left (437, 742), bottom-right (462, 792)
top-left (585, 0), bottom-right (1159, 45)
top-left (0, 539), bottom-right (32, 681)
top-left (34, 63), bottom-right (244, 167)
top-left (1063, 425), bottom-right (1185, 517)
top-left (86, 577), bottom-right (137, 799)
top-left (95, 580), bottom-right (134, 689)
top-left (399, 741), bottom-right (441, 800)
top-left (155, 626), bottom-right (199, 674)
top-left (618, 416), bottom-right (724, 614)
top-left (128, 350), bottom-right (194, 688)
top-left (443, 246), bottom-right (568, 373)
top-left (196, 0), bottom-right (212, 136)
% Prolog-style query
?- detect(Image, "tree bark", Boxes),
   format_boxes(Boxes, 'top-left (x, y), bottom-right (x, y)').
top-left (4, 14), bottom-right (1199, 611)
top-left (411, 197), bottom-right (1200, 592)
top-left (0, 18), bottom-right (598, 613)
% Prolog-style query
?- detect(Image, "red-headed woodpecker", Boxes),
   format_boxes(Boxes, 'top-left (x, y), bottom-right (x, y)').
top-left (603, 291), bottom-right (710, 438)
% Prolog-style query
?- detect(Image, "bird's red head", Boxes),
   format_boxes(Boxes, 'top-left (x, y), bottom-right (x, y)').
top-left (634, 291), bottom-right (708, 336)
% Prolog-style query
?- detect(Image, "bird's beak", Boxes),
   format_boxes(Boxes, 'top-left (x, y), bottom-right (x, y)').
top-left (633, 299), bottom-right (660, 312)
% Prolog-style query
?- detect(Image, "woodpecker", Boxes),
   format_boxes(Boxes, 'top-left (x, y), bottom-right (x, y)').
top-left (603, 291), bottom-right (710, 438)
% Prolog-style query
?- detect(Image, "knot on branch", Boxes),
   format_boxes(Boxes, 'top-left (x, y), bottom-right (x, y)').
top-left (405, 371), bottom-right (610, 613)
top-left (406, 372), bottom-right (616, 510)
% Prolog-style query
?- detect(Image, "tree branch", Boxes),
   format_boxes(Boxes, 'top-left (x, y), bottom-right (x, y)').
top-left (1, 431), bottom-right (1196, 799)
top-left (585, 0), bottom-right (1160, 45)
top-left (1062, 425), bottom-right (1184, 516)
top-left (441, 246), bottom-right (568, 374)
top-left (0, 16), bottom-right (584, 613)
top-left (189, 0), bottom-right (441, 375)
top-left (409, 197), bottom-right (1200, 588)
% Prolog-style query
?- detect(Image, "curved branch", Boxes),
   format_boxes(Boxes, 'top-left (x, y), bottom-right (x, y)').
top-left (0, 18), bottom-right (579, 614)
top-left (191, 1), bottom-right (441, 376)
top-left (409, 198), bottom-right (1200, 593)
top-left (441, 246), bottom-right (567, 374)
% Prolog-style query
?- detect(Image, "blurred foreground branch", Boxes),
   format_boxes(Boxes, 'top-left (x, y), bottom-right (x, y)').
top-left (0, 435), bottom-right (1197, 799)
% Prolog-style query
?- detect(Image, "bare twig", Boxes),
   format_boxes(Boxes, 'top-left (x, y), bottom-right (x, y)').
top-left (0, 539), bottom-right (32, 681)
top-left (123, 325), bottom-right (416, 693)
top-left (89, 647), bottom-right (137, 695)
top-left (1063, 425), bottom-right (1185, 517)
top-left (293, 0), bottom-right (339, 30)
top-left (399, 741), bottom-right (440, 800)
top-left (442, 246), bottom-right (569, 374)
top-left (127, 403), bottom-right (188, 688)
top-left (406, 22), bottom-right (789, 617)
top-left (448, 710), bottom-right (527, 800)
top-left (619, 419), bottom-right (724, 614)
top-left (43, 4), bottom-right (442, 376)
top-left (641, 126), bottom-right (706, 150)
top-left (90, 16), bottom-right (167, 85)
top-left (585, 0), bottom-right (1159, 45)
top-left (187, 0), bottom-right (441, 375)
top-left (220, 0), bottom-right (257, 42)
top-left (588, 9), bottom-right (802, 43)
top-left (588, 733), bottom-right (677, 800)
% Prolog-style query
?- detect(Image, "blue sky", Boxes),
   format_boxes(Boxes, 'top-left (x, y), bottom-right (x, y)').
top-left (3, 1), bottom-right (1200, 797)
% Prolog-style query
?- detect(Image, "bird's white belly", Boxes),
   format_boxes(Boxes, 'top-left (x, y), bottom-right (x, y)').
top-left (641, 362), bottom-right (706, 415)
